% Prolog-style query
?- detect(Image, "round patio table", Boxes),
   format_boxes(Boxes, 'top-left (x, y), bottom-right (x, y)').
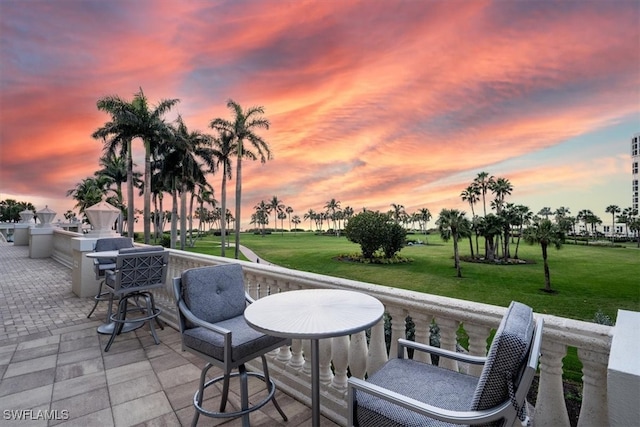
top-left (244, 288), bottom-right (384, 427)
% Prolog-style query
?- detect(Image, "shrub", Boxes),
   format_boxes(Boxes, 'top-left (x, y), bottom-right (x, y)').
top-left (344, 211), bottom-right (390, 259)
top-left (345, 211), bottom-right (407, 259)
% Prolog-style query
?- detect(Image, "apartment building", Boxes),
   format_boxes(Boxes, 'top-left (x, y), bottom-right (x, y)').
top-left (633, 132), bottom-right (639, 211)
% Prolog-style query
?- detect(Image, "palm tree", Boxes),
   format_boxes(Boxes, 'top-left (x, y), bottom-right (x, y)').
top-left (95, 152), bottom-right (141, 235)
top-left (292, 215), bottom-right (301, 235)
top-left (166, 116), bottom-right (215, 249)
top-left (474, 172), bottom-right (494, 216)
top-left (208, 131), bottom-right (235, 256)
top-left (489, 177), bottom-right (512, 214)
top-left (253, 200), bottom-right (270, 236)
top-left (524, 218), bottom-right (564, 293)
top-left (537, 207), bottom-right (553, 220)
top-left (93, 96), bottom-right (136, 237)
top-left (512, 204), bottom-right (532, 259)
top-left (389, 203), bottom-right (405, 224)
top-left (476, 213), bottom-right (503, 261)
top-left (577, 209), bottom-right (594, 244)
top-left (210, 100), bottom-right (272, 258)
top-left (269, 196), bottom-right (285, 233)
top-left (285, 206), bottom-right (294, 231)
top-left (620, 207), bottom-right (638, 238)
top-left (436, 209), bottom-right (469, 278)
top-left (66, 176), bottom-right (111, 216)
top-left (460, 185), bottom-right (480, 217)
top-left (94, 89), bottom-right (179, 242)
top-left (325, 199), bottom-right (342, 234)
top-left (605, 204), bottom-right (621, 244)
top-left (304, 209), bottom-right (316, 231)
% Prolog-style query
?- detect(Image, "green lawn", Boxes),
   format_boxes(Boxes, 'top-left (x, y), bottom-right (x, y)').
top-left (188, 231), bottom-right (640, 323)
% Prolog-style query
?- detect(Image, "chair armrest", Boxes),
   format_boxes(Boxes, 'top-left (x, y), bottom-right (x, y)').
top-left (348, 377), bottom-right (511, 425)
top-left (177, 299), bottom-right (232, 337)
top-left (245, 292), bottom-right (255, 304)
top-left (398, 339), bottom-right (486, 365)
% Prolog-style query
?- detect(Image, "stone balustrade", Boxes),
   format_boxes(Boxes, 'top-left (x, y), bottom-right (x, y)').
top-left (48, 231), bottom-right (613, 427)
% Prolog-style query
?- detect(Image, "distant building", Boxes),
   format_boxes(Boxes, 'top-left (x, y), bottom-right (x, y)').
top-left (633, 132), bottom-right (639, 211)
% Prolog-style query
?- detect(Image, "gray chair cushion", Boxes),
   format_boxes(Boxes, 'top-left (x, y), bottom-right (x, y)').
top-left (470, 301), bottom-right (534, 412)
top-left (94, 237), bottom-right (133, 269)
top-left (355, 358), bottom-right (479, 427)
top-left (183, 315), bottom-right (285, 362)
top-left (181, 264), bottom-right (246, 325)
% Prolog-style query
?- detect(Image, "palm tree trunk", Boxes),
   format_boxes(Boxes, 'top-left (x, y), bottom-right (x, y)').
top-left (188, 192), bottom-right (195, 247)
top-left (234, 142), bottom-right (242, 259)
top-left (453, 236), bottom-right (462, 277)
top-left (220, 172), bottom-right (227, 257)
top-left (144, 141), bottom-right (152, 244)
top-left (179, 183), bottom-right (187, 250)
top-left (542, 244), bottom-right (551, 291)
top-left (170, 180), bottom-right (178, 249)
top-left (126, 140), bottom-right (135, 239)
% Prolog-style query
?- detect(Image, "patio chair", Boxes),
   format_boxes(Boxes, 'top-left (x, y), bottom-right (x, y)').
top-left (348, 301), bottom-right (543, 426)
top-left (87, 237), bottom-right (134, 319)
top-left (103, 246), bottom-right (169, 352)
top-left (173, 264), bottom-right (288, 427)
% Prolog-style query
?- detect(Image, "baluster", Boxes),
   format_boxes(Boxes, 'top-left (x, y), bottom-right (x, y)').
top-left (368, 318), bottom-right (387, 374)
top-left (331, 335), bottom-right (349, 390)
top-left (349, 331), bottom-right (368, 379)
top-left (289, 338), bottom-right (305, 369)
top-left (302, 339), bottom-right (312, 375)
top-left (577, 348), bottom-right (609, 427)
top-left (436, 317), bottom-right (459, 371)
top-left (319, 338), bottom-right (333, 384)
top-left (412, 312), bottom-right (433, 364)
top-left (464, 323), bottom-right (491, 376)
top-left (387, 307), bottom-right (405, 359)
top-left (535, 340), bottom-right (571, 427)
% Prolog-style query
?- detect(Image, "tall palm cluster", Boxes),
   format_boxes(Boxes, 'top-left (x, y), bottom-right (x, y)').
top-left (68, 89), bottom-right (271, 254)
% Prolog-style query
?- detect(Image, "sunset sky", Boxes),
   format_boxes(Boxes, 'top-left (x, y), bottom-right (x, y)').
top-left (1, 0), bottom-right (639, 229)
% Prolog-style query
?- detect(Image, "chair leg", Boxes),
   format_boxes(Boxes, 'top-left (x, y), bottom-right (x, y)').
top-left (104, 297), bottom-right (127, 352)
top-left (147, 292), bottom-right (164, 330)
top-left (87, 280), bottom-right (104, 319)
top-left (262, 355), bottom-right (288, 421)
top-left (220, 370), bottom-right (230, 413)
top-left (192, 363), bottom-right (214, 427)
top-left (143, 293), bottom-right (160, 345)
top-left (239, 364), bottom-right (250, 427)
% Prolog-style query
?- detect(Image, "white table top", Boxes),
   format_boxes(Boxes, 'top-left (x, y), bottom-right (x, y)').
top-left (85, 250), bottom-right (118, 258)
top-left (244, 289), bottom-right (384, 339)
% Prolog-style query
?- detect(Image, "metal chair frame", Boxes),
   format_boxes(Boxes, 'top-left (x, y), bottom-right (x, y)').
top-left (173, 265), bottom-right (288, 427)
top-left (103, 247), bottom-right (168, 352)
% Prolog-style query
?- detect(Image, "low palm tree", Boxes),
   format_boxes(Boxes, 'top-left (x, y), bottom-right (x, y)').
top-left (304, 209), bottom-right (316, 231)
top-left (66, 176), bottom-right (112, 214)
top-left (524, 218), bottom-right (564, 293)
top-left (436, 209), bottom-right (469, 278)
top-left (605, 204), bottom-right (621, 244)
top-left (269, 196), bottom-right (285, 233)
top-left (460, 185), bottom-right (480, 217)
top-left (292, 215), bottom-right (301, 235)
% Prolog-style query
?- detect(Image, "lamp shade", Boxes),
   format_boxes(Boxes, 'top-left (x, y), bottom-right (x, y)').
top-left (19, 209), bottom-right (34, 223)
top-left (85, 201), bottom-right (120, 236)
top-left (35, 206), bottom-right (56, 227)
